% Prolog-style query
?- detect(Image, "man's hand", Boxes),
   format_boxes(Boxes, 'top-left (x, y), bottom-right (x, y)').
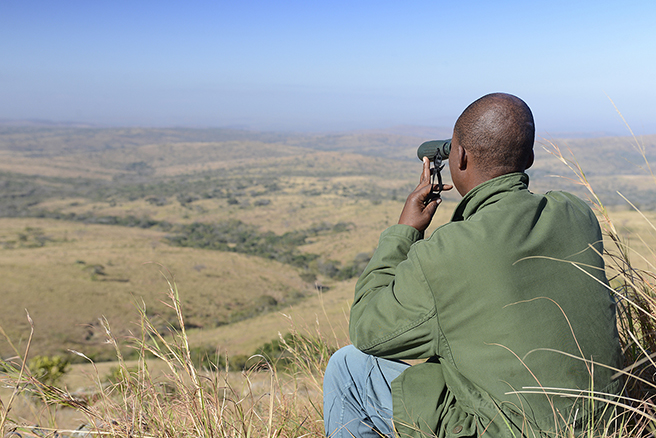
top-left (398, 157), bottom-right (453, 232)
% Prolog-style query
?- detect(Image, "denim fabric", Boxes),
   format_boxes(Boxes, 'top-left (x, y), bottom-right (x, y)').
top-left (323, 345), bottom-right (410, 437)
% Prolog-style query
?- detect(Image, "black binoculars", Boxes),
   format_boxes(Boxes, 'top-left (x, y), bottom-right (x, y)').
top-left (416, 139), bottom-right (451, 162)
top-left (416, 139), bottom-right (451, 203)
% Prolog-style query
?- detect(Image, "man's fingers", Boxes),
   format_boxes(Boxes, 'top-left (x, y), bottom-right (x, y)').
top-left (425, 196), bottom-right (441, 208)
top-left (420, 157), bottom-right (431, 184)
top-left (398, 158), bottom-right (451, 232)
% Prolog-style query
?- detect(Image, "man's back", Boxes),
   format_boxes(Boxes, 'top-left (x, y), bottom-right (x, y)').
top-left (350, 173), bottom-right (621, 436)
top-left (418, 173), bottom-right (620, 433)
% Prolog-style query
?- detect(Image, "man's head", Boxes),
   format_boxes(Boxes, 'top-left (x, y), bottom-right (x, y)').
top-left (449, 93), bottom-right (535, 196)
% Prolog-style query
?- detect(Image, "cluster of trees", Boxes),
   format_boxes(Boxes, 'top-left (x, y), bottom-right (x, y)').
top-left (167, 219), bottom-right (370, 281)
top-left (30, 210), bottom-right (166, 229)
top-left (168, 220), bottom-right (314, 266)
top-left (4, 202), bottom-right (372, 283)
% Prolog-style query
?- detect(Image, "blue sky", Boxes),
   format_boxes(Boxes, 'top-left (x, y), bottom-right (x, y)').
top-left (1, 1), bottom-right (655, 135)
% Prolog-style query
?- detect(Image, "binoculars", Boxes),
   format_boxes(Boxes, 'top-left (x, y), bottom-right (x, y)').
top-left (416, 139), bottom-right (451, 162)
top-left (416, 139), bottom-right (451, 203)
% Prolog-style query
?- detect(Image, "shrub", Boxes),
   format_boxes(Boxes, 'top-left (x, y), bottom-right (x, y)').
top-left (27, 355), bottom-right (70, 387)
top-left (256, 332), bottom-right (337, 372)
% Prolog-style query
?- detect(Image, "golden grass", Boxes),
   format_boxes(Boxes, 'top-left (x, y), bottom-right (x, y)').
top-left (0, 218), bottom-right (308, 358)
top-left (187, 279), bottom-right (353, 357)
top-left (1, 275), bottom-right (333, 437)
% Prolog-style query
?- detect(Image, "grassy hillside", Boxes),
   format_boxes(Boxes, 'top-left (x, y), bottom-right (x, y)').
top-left (0, 218), bottom-right (311, 358)
top-left (0, 126), bottom-right (655, 362)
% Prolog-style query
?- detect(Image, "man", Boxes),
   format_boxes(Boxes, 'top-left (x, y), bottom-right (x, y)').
top-left (323, 93), bottom-right (622, 437)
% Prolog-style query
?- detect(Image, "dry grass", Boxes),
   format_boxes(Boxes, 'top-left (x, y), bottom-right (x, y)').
top-left (1, 271), bottom-right (338, 437)
top-left (0, 218), bottom-right (309, 359)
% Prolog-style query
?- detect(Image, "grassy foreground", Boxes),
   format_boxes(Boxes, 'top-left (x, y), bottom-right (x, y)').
top-left (1, 140), bottom-right (656, 437)
top-left (0, 275), bottom-right (338, 437)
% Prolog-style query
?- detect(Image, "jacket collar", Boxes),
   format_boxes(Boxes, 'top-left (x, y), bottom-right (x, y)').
top-left (451, 172), bottom-right (530, 222)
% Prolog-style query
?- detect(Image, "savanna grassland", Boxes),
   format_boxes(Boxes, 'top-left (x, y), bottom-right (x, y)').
top-left (1, 126), bottom-right (655, 436)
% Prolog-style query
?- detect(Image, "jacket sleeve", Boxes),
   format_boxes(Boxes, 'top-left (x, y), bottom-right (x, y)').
top-left (349, 224), bottom-right (439, 360)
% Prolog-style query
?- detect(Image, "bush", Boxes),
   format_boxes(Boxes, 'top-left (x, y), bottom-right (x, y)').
top-left (105, 365), bottom-right (139, 384)
top-left (255, 332), bottom-right (337, 372)
top-left (27, 355), bottom-right (70, 387)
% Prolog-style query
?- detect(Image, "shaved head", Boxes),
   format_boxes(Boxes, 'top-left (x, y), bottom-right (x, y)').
top-left (453, 93), bottom-right (535, 176)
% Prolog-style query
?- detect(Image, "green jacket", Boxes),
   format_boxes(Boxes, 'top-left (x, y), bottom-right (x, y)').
top-left (350, 173), bottom-right (622, 437)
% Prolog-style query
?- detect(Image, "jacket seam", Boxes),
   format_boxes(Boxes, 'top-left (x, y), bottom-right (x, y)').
top-left (357, 307), bottom-right (437, 352)
top-left (410, 247), bottom-right (456, 366)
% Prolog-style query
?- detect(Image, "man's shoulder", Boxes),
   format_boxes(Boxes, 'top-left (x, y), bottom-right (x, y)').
top-left (542, 190), bottom-right (597, 217)
top-left (422, 189), bottom-right (599, 248)
top-left (543, 189), bottom-right (587, 202)
top-left (498, 187), bottom-right (595, 216)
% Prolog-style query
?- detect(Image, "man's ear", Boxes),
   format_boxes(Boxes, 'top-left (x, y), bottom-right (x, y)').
top-left (458, 143), bottom-right (468, 170)
top-left (525, 150), bottom-right (534, 171)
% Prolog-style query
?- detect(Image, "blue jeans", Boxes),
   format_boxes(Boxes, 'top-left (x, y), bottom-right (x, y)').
top-left (323, 345), bottom-right (410, 437)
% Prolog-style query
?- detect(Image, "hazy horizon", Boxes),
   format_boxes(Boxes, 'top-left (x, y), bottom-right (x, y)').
top-left (2, 1), bottom-right (655, 136)
top-left (0, 117), bottom-right (639, 141)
